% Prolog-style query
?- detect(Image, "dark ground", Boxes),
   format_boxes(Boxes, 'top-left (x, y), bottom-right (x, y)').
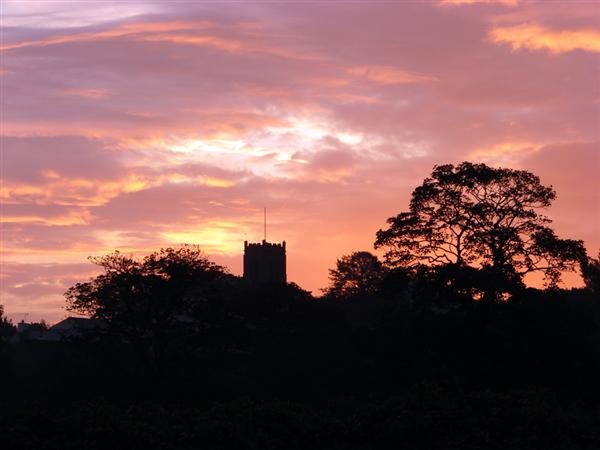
top-left (1, 288), bottom-right (599, 449)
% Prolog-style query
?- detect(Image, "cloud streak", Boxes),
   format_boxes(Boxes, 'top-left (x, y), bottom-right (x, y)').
top-left (347, 66), bottom-right (438, 85)
top-left (441, 0), bottom-right (517, 5)
top-left (490, 24), bottom-right (600, 54)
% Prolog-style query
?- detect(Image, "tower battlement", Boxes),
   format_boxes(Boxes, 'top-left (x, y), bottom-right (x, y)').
top-left (245, 241), bottom-right (286, 250)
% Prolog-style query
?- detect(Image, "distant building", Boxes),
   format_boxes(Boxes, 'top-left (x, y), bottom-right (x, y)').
top-left (11, 317), bottom-right (105, 342)
top-left (13, 320), bottom-right (46, 341)
top-left (47, 317), bottom-right (104, 340)
top-left (243, 240), bottom-right (287, 286)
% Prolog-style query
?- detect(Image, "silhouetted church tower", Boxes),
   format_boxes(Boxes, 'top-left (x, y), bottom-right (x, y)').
top-left (243, 208), bottom-right (286, 286)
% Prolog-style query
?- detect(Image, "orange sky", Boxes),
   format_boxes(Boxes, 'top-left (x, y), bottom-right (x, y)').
top-left (1, 0), bottom-right (599, 323)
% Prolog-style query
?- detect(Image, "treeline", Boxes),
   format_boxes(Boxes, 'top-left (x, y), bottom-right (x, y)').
top-left (1, 274), bottom-right (598, 399)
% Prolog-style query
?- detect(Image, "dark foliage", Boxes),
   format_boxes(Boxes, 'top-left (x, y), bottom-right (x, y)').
top-left (322, 251), bottom-right (387, 300)
top-left (581, 249), bottom-right (600, 294)
top-left (64, 246), bottom-right (230, 369)
top-left (1, 286), bottom-right (599, 449)
top-left (0, 305), bottom-right (16, 343)
top-left (375, 162), bottom-right (585, 301)
top-left (1, 389), bottom-right (599, 450)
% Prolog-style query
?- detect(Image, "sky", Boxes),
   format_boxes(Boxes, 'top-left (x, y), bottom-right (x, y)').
top-left (1, 0), bottom-right (599, 323)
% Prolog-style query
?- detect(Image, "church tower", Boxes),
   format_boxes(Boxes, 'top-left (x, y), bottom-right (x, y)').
top-left (243, 209), bottom-right (287, 286)
top-left (243, 240), bottom-right (286, 285)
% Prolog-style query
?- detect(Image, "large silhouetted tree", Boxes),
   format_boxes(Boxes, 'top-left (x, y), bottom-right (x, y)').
top-left (375, 162), bottom-right (585, 301)
top-left (322, 251), bottom-right (386, 299)
top-left (65, 246), bottom-right (227, 366)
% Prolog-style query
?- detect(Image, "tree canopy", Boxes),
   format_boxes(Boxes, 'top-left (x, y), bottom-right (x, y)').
top-left (581, 250), bottom-right (600, 295)
top-left (375, 162), bottom-right (585, 299)
top-left (322, 251), bottom-right (386, 299)
top-left (0, 305), bottom-right (16, 343)
top-left (65, 246), bottom-right (228, 364)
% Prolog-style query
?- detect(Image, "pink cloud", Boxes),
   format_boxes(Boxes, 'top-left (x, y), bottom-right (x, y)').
top-left (440, 0), bottom-right (517, 5)
top-left (347, 66), bottom-right (438, 85)
top-left (490, 24), bottom-right (600, 54)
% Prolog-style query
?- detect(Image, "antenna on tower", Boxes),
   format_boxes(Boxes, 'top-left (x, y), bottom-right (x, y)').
top-left (264, 207), bottom-right (267, 242)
